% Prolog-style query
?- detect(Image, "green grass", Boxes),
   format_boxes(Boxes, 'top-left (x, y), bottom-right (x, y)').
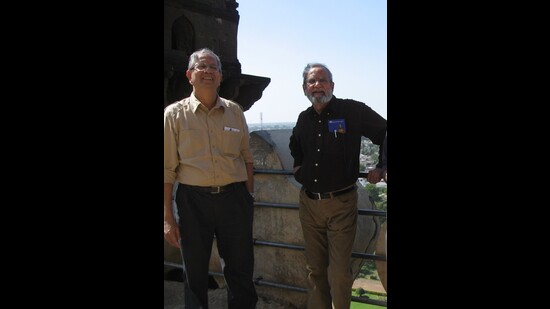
top-left (350, 302), bottom-right (385, 309)
top-left (351, 288), bottom-right (386, 308)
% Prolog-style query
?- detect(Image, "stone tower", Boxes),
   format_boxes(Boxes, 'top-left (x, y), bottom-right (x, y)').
top-left (164, 0), bottom-right (270, 110)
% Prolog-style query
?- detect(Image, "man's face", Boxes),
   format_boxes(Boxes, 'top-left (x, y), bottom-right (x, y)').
top-left (303, 67), bottom-right (334, 105)
top-left (186, 54), bottom-right (222, 89)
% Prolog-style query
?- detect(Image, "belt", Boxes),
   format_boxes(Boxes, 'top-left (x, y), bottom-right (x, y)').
top-left (182, 182), bottom-right (238, 194)
top-left (305, 184), bottom-right (357, 200)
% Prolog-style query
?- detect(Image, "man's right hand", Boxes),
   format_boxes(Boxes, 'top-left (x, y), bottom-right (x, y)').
top-left (164, 217), bottom-right (181, 248)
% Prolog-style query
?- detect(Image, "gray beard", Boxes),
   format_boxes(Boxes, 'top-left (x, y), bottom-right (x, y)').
top-left (307, 93), bottom-right (333, 105)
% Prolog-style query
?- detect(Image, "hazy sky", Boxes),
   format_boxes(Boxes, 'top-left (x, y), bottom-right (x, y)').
top-left (236, 0), bottom-right (387, 124)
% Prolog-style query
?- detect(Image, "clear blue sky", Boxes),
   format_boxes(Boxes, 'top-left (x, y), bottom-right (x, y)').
top-left (236, 0), bottom-right (387, 124)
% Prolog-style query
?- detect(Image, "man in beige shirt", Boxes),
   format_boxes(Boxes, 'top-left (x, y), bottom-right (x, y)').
top-left (164, 48), bottom-right (257, 309)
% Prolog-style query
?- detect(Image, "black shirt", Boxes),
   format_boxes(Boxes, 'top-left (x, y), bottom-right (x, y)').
top-left (289, 96), bottom-right (386, 193)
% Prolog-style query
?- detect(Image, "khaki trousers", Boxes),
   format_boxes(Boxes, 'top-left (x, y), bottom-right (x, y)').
top-left (299, 187), bottom-right (358, 309)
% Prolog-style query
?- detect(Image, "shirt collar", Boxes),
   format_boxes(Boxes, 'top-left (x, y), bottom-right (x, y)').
top-left (189, 93), bottom-right (226, 113)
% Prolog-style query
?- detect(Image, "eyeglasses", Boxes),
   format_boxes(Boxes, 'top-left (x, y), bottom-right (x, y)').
top-left (192, 63), bottom-right (220, 72)
top-left (306, 78), bottom-right (330, 85)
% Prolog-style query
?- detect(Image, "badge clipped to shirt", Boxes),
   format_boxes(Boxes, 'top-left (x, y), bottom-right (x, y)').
top-left (328, 119), bottom-right (346, 137)
top-left (223, 126), bottom-right (240, 133)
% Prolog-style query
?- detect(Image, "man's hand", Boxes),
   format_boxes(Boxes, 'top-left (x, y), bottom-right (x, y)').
top-left (164, 218), bottom-right (181, 248)
top-left (366, 167), bottom-right (384, 184)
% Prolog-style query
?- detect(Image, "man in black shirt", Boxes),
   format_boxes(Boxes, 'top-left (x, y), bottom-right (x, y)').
top-left (289, 63), bottom-right (386, 309)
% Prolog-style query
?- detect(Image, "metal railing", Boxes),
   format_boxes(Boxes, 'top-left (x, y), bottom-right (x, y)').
top-left (164, 168), bottom-right (387, 307)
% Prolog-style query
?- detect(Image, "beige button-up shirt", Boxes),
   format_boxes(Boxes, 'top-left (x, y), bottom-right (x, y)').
top-left (164, 94), bottom-right (253, 186)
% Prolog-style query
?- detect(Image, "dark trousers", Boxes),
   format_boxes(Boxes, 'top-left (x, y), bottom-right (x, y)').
top-left (176, 182), bottom-right (258, 309)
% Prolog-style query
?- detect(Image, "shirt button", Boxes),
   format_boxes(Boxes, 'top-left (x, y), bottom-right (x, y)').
top-left (315, 163), bottom-right (318, 166)
top-left (317, 149), bottom-right (320, 152)
top-left (318, 120), bottom-right (321, 123)
top-left (318, 134), bottom-right (321, 137)
top-left (314, 179), bottom-right (318, 182)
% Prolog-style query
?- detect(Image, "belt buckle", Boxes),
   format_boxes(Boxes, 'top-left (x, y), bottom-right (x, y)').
top-left (315, 192), bottom-right (322, 200)
top-left (212, 186), bottom-right (221, 194)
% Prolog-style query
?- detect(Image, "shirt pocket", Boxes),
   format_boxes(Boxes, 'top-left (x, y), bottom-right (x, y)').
top-left (178, 130), bottom-right (207, 158)
top-left (325, 132), bottom-right (346, 157)
top-left (221, 130), bottom-right (243, 157)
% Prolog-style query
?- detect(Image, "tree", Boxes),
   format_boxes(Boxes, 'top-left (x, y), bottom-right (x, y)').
top-left (364, 184), bottom-right (387, 211)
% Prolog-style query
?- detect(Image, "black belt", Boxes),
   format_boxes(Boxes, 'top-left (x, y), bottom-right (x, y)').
top-left (305, 185), bottom-right (357, 200)
top-left (182, 182), bottom-right (239, 194)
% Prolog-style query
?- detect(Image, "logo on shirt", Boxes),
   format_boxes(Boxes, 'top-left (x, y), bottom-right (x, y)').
top-left (328, 119), bottom-right (346, 134)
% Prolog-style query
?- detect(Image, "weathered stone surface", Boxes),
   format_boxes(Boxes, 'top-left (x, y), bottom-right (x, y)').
top-left (375, 220), bottom-right (387, 293)
top-left (164, 0), bottom-right (270, 110)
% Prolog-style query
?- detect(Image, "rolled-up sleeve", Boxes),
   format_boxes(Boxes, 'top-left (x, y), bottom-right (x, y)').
top-left (164, 106), bottom-right (178, 184)
top-left (240, 113), bottom-right (253, 164)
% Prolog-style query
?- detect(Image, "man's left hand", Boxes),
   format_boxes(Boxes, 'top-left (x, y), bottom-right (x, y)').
top-left (366, 168), bottom-right (384, 184)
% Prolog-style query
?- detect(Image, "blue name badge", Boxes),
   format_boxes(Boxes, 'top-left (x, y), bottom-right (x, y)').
top-left (328, 119), bottom-right (346, 134)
